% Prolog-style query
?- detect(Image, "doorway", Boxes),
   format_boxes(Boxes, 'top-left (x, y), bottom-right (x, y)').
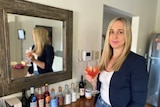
top-left (102, 5), bottom-right (139, 53)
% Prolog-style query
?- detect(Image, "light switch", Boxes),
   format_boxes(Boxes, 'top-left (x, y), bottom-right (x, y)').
top-left (94, 51), bottom-right (99, 60)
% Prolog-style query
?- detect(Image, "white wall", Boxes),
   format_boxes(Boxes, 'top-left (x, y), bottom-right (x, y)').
top-left (3, 0), bottom-right (159, 99)
top-left (155, 0), bottom-right (160, 32)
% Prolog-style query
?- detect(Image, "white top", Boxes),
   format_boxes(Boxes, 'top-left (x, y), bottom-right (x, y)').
top-left (33, 53), bottom-right (38, 71)
top-left (99, 70), bottom-right (114, 105)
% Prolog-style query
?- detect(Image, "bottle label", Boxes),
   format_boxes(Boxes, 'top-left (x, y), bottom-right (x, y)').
top-left (85, 89), bottom-right (92, 99)
top-left (65, 94), bottom-right (71, 105)
top-left (71, 92), bottom-right (77, 102)
top-left (77, 92), bottom-right (80, 99)
top-left (45, 96), bottom-right (50, 103)
top-left (38, 99), bottom-right (44, 107)
top-left (50, 99), bottom-right (58, 107)
top-left (58, 96), bottom-right (64, 106)
top-left (30, 102), bottom-right (37, 107)
top-left (80, 88), bottom-right (85, 96)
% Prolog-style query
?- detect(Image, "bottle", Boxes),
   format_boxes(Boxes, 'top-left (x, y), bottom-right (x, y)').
top-left (76, 85), bottom-right (80, 100)
top-left (57, 86), bottom-right (64, 106)
top-left (44, 83), bottom-right (50, 107)
top-left (29, 86), bottom-right (37, 107)
top-left (63, 84), bottom-right (71, 105)
top-left (21, 89), bottom-right (29, 107)
top-left (50, 88), bottom-right (58, 107)
top-left (79, 75), bottom-right (85, 98)
top-left (37, 87), bottom-right (44, 107)
top-left (70, 83), bottom-right (77, 102)
top-left (85, 88), bottom-right (92, 99)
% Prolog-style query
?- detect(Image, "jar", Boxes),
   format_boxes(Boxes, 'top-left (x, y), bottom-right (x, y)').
top-left (85, 88), bottom-right (92, 99)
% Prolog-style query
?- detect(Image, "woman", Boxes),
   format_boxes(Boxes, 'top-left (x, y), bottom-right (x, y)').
top-left (26, 27), bottom-right (54, 76)
top-left (85, 17), bottom-right (148, 107)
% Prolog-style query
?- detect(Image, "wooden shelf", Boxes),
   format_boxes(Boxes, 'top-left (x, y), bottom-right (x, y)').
top-left (64, 97), bottom-right (94, 107)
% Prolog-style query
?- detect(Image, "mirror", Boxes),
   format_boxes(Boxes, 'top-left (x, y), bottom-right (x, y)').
top-left (8, 14), bottom-right (63, 79)
top-left (0, 0), bottom-right (73, 96)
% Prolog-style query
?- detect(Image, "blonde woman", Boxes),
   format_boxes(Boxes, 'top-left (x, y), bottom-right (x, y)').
top-left (85, 17), bottom-right (148, 107)
top-left (26, 27), bottom-right (54, 76)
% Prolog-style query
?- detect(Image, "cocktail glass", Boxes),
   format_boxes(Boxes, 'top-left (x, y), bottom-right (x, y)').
top-left (85, 61), bottom-right (100, 95)
top-left (25, 47), bottom-right (32, 66)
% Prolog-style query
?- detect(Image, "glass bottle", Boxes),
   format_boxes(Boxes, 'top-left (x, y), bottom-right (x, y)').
top-left (21, 89), bottom-right (29, 107)
top-left (57, 86), bottom-right (64, 107)
top-left (37, 87), bottom-right (44, 107)
top-left (63, 84), bottom-right (71, 105)
top-left (79, 75), bottom-right (85, 98)
top-left (44, 83), bottom-right (50, 107)
top-left (50, 88), bottom-right (58, 107)
top-left (76, 85), bottom-right (80, 100)
top-left (29, 86), bottom-right (37, 107)
top-left (70, 83), bottom-right (77, 102)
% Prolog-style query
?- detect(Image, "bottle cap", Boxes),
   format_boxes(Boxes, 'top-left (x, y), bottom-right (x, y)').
top-left (58, 86), bottom-right (62, 91)
top-left (51, 88), bottom-right (55, 92)
top-left (30, 86), bottom-right (34, 94)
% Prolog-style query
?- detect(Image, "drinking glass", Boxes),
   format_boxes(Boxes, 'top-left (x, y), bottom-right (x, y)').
top-left (85, 61), bottom-right (99, 95)
top-left (25, 47), bottom-right (32, 66)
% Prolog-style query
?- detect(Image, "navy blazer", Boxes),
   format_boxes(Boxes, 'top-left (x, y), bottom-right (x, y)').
top-left (28, 44), bottom-right (54, 74)
top-left (95, 51), bottom-right (149, 107)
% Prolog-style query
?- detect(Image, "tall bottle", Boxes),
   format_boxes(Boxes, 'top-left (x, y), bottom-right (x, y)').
top-left (70, 83), bottom-right (77, 102)
top-left (63, 84), bottom-right (71, 105)
top-left (57, 86), bottom-right (64, 107)
top-left (37, 87), bottom-right (44, 107)
top-left (79, 75), bottom-right (85, 98)
top-left (44, 83), bottom-right (50, 107)
top-left (50, 88), bottom-right (58, 107)
top-left (21, 89), bottom-right (29, 107)
top-left (29, 86), bottom-right (37, 107)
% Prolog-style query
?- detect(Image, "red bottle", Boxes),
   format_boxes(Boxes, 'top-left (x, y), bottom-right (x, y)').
top-left (44, 83), bottom-right (50, 107)
top-left (37, 87), bottom-right (44, 107)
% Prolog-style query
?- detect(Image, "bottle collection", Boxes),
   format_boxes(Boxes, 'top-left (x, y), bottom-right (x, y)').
top-left (21, 75), bottom-right (91, 107)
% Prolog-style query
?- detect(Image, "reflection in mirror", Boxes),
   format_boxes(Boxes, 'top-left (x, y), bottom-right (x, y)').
top-left (0, 0), bottom-right (72, 96)
top-left (8, 14), bottom-right (63, 80)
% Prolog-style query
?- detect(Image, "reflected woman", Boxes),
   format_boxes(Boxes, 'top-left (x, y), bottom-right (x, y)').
top-left (25, 27), bottom-right (54, 76)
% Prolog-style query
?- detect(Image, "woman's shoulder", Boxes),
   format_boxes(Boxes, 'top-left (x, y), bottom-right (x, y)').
top-left (126, 51), bottom-right (146, 63)
top-left (44, 44), bottom-right (54, 49)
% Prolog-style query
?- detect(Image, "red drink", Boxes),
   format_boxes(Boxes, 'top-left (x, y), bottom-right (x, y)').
top-left (85, 66), bottom-right (99, 78)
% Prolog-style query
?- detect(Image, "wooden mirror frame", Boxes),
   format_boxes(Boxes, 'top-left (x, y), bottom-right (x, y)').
top-left (0, 0), bottom-right (73, 96)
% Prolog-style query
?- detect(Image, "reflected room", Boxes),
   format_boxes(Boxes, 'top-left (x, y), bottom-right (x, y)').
top-left (8, 14), bottom-right (63, 80)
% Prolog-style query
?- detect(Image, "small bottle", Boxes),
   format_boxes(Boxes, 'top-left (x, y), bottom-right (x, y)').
top-left (29, 86), bottom-right (37, 107)
top-left (70, 83), bottom-right (77, 102)
top-left (37, 87), bottom-right (44, 107)
top-left (21, 89), bottom-right (29, 107)
top-left (63, 84), bottom-right (71, 105)
top-left (57, 86), bottom-right (64, 106)
top-left (76, 85), bottom-right (80, 100)
top-left (85, 88), bottom-right (92, 99)
top-left (44, 83), bottom-right (50, 107)
top-left (79, 75), bottom-right (85, 98)
top-left (50, 88), bottom-right (58, 107)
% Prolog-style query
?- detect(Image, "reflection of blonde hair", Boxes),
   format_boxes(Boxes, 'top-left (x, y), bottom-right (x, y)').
top-left (99, 17), bottom-right (132, 71)
top-left (32, 27), bottom-right (50, 56)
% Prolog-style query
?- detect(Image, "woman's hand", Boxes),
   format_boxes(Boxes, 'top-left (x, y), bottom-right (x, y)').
top-left (25, 52), bottom-right (35, 62)
top-left (84, 70), bottom-right (98, 89)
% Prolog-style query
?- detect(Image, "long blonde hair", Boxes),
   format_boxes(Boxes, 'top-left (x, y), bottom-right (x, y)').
top-left (99, 17), bottom-right (132, 71)
top-left (32, 27), bottom-right (50, 56)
